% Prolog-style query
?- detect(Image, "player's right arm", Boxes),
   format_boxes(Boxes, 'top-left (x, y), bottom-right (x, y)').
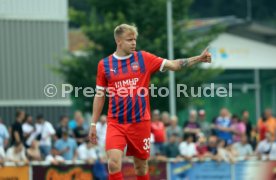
top-left (89, 89), bottom-right (106, 144)
top-left (89, 60), bottom-right (107, 144)
top-left (163, 47), bottom-right (212, 71)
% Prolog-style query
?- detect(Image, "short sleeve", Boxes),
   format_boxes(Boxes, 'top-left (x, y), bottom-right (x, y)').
top-left (96, 60), bottom-right (108, 90)
top-left (47, 122), bottom-right (56, 135)
top-left (142, 51), bottom-right (166, 74)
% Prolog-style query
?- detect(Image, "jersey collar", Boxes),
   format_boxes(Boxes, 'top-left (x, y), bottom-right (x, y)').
top-left (113, 53), bottom-right (133, 60)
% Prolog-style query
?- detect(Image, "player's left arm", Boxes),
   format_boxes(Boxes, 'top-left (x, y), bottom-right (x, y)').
top-left (163, 47), bottom-right (212, 71)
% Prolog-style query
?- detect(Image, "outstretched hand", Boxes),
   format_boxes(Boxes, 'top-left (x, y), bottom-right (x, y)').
top-left (199, 46), bottom-right (212, 63)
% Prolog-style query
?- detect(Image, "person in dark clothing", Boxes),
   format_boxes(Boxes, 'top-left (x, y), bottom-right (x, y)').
top-left (56, 115), bottom-right (71, 139)
top-left (73, 114), bottom-right (88, 146)
top-left (207, 135), bottom-right (218, 156)
top-left (183, 110), bottom-right (201, 136)
top-left (11, 110), bottom-right (25, 145)
top-left (241, 110), bottom-right (252, 139)
top-left (162, 133), bottom-right (180, 158)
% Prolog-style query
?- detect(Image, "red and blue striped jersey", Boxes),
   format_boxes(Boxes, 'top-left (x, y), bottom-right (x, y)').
top-left (96, 51), bottom-right (166, 124)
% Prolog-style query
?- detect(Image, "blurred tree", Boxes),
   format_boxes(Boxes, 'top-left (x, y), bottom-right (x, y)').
top-left (56, 0), bottom-right (222, 113)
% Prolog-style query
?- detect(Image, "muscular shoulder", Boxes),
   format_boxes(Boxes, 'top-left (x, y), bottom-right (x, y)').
top-left (140, 50), bottom-right (153, 58)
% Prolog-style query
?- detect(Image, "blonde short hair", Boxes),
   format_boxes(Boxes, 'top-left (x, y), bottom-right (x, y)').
top-left (114, 24), bottom-right (138, 40)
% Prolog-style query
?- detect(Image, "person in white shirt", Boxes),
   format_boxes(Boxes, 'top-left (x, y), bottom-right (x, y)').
top-left (78, 139), bottom-right (106, 164)
top-left (22, 114), bottom-right (36, 147)
top-left (178, 134), bottom-right (197, 161)
top-left (45, 148), bottom-right (65, 165)
top-left (6, 142), bottom-right (29, 165)
top-left (35, 115), bottom-right (56, 158)
top-left (0, 117), bottom-right (9, 149)
top-left (256, 132), bottom-right (276, 160)
top-left (96, 115), bottom-right (107, 150)
top-left (233, 134), bottom-right (253, 160)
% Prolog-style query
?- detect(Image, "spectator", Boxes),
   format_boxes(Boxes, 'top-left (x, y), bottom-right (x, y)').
top-left (96, 115), bottom-right (107, 150)
top-left (69, 111), bottom-right (82, 130)
top-left (27, 140), bottom-right (41, 161)
top-left (258, 112), bottom-right (268, 141)
top-left (212, 108), bottom-right (233, 145)
top-left (250, 126), bottom-right (259, 150)
top-left (151, 109), bottom-right (166, 155)
top-left (183, 110), bottom-right (201, 136)
top-left (217, 139), bottom-right (235, 163)
top-left (258, 108), bottom-right (276, 141)
top-left (256, 132), bottom-right (276, 160)
top-left (6, 142), bottom-right (29, 165)
top-left (161, 111), bottom-right (171, 127)
top-left (178, 134), bottom-right (197, 161)
top-left (54, 131), bottom-right (78, 161)
top-left (198, 109), bottom-right (211, 137)
top-left (162, 133), bottom-right (180, 158)
top-left (73, 113), bottom-right (88, 146)
top-left (241, 110), bottom-right (252, 139)
top-left (196, 135), bottom-right (209, 161)
top-left (233, 135), bottom-right (253, 160)
top-left (45, 148), bottom-right (65, 165)
top-left (207, 135), bottom-right (219, 160)
top-left (0, 117), bottom-right (9, 149)
top-left (166, 115), bottom-right (182, 140)
top-left (83, 112), bottom-right (92, 130)
top-left (230, 115), bottom-right (246, 143)
top-left (35, 115), bottom-right (56, 158)
top-left (56, 115), bottom-right (71, 139)
top-left (78, 139), bottom-right (106, 163)
top-left (11, 110), bottom-right (25, 145)
top-left (22, 114), bottom-right (36, 148)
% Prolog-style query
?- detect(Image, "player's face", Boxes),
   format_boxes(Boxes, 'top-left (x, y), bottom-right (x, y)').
top-left (118, 31), bottom-right (137, 54)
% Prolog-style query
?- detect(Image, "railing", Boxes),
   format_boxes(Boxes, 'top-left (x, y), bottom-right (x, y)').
top-left (1, 158), bottom-right (275, 180)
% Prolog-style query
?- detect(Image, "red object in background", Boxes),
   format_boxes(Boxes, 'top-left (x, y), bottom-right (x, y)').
top-left (151, 121), bottom-right (166, 143)
top-left (196, 145), bottom-right (208, 156)
top-left (259, 125), bottom-right (267, 141)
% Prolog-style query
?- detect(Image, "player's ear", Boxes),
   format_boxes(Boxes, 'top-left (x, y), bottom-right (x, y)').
top-left (115, 35), bottom-right (121, 45)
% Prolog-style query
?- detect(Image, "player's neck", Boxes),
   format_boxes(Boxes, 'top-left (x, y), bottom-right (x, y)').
top-left (114, 49), bottom-right (131, 57)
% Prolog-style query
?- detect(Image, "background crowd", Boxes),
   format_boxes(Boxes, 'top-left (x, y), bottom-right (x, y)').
top-left (0, 107), bottom-right (275, 166)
